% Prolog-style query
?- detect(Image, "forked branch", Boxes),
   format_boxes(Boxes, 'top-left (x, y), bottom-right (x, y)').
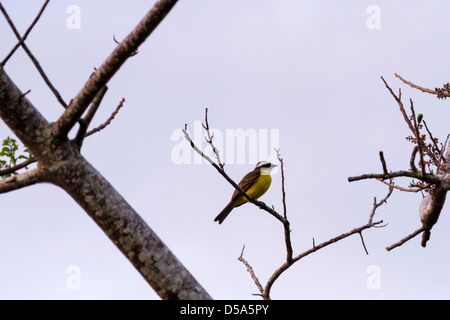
top-left (349, 75), bottom-right (450, 249)
top-left (0, 0), bottom-right (67, 108)
top-left (185, 108), bottom-right (390, 299)
top-left (53, 0), bottom-right (179, 137)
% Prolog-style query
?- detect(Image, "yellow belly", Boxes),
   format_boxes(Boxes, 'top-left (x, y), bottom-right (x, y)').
top-left (233, 174), bottom-right (272, 207)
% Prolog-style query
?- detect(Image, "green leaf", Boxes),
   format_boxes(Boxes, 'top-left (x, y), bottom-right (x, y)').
top-left (0, 136), bottom-right (35, 179)
top-left (417, 114), bottom-right (423, 123)
top-left (1, 146), bottom-right (10, 154)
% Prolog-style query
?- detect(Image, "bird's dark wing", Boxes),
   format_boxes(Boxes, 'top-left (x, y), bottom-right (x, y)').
top-left (230, 169), bottom-right (260, 201)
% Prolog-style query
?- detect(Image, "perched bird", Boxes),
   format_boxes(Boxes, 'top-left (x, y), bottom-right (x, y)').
top-left (214, 161), bottom-right (277, 224)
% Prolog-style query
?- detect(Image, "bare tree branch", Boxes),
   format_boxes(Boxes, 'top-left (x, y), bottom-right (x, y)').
top-left (238, 245), bottom-right (264, 296)
top-left (376, 178), bottom-right (428, 193)
top-left (0, 168), bottom-right (43, 193)
top-left (202, 108), bottom-right (224, 170)
top-left (381, 76), bottom-right (415, 134)
top-left (47, 156), bottom-right (211, 300)
top-left (1, 62), bottom-right (210, 302)
top-left (381, 77), bottom-right (433, 169)
top-left (183, 124), bottom-right (286, 223)
top-left (395, 73), bottom-right (444, 96)
top-left (349, 145), bottom-right (449, 250)
top-left (348, 169), bottom-right (440, 185)
top-left (0, 0), bottom-right (50, 67)
top-left (351, 75), bottom-right (450, 250)
top-left (85, 97), bottom-right (125, 138)
top-left (0, 158), bottom-right (36, 177)
top-left (1, 1), bottom-right (211, 299)
top-left (186, 109), bottom-right (390, 300)
top-left (257, 218), bottom-right (386, 300)
top-left (0, 1), bottom-right (67, 108)
top-left (379, 151), bottom-right (388, 175)
top-left (386, 227), bottom-right (425, 251)
top-left (182, 125), bottom-right (215, 165)
top-left (74, 86), bottom-right (108, 147)
top-left (275, 149), bottom-right (292, 262)
top-left (257, 184), bottom-right (391, 299)
top-left (410, 145), bottom-right (419, 173)
top-left (53, 0), bottom-right (179, 137)
top-left (369, 184), bottom-right (393, 224)
top-left (409, 99), bottom-right (426, 176)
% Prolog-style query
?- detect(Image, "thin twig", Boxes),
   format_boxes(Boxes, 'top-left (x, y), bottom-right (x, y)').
top-left (379, 151), bottom-right (388, 175)
top-left (395, 73), bottom-right (442, 96)
top-left (369, 183), bottom-right (393, 224)
top-left (381, 76), bottom-right (415, 134)
top-left (261, 219), bottom-right (386, 299)
top-left (348, 169), bottom-right (439, 185)
top-left (276, 149), bottom-right (288, 220)
top-left (183, 126), bottom-right (286, 223)
top-left (359, 232), bottom-right (369, 255)
top-left (74, 86), bottom-right (109, 147)
top-left (376, 178), bottom-right (428, 193)
top-left (386, 227), bottom-right (425, 251)
top-left (202, 108), bottom-right (224, 169)
top-left (409, 99), bottom-right (426, 177)
top-left (352, 75), bottom-right (450, 251)
top-left (410, 146), bottom-right (419, 173)
top-left (0, 2), bottom-right (68, 108)
top-left (53, 0), bottom-right (179, 137)
top-left (437, 134), bottom-right (450, 171)
top-left (186, 109), bottom-right (393, 299)
top-left (238, 245), bottom-right (264, 296)
top-left (0, 158), bottom-right (36, 177)
top-left (182, 126), bottom-right (214, 165)
top-left (1, 0), bottom-right (50, 66)
top-left (423, 120), bottom-right (440, 164)
top-left (85, 97), bottom-right (124, 137)
top-left (113, 34), bottom-right (138, 57)
top-left (294, 221), bottom-right (385, 264)
top-left (275, 148), bottom-right (293, 262)
top-left (382, 75), bottom-right (435, 169)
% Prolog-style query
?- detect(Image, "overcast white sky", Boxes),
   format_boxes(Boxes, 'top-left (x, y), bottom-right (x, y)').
top-left (1, 1), bottom-right (450, 300)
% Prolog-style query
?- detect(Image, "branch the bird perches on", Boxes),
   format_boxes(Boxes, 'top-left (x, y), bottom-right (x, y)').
top-left (184, 108), bottom-right (390, 299)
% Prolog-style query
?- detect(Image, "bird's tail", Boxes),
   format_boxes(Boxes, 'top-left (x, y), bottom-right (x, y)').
top-left (214, 202), bottom-right (234, 224)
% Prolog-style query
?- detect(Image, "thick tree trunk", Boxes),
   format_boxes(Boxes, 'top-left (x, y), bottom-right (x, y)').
top-left (0, 65), bottom-right (211, 299)
top-left (49, 151), bottom-right (211, 300)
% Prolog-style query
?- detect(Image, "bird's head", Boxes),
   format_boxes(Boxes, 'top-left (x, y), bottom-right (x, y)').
top-left (255, 161), bottom-right (278, 175)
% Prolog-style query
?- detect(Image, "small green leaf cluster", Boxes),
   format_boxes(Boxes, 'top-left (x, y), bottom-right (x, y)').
top-left (0, 136), bottom-right (34, 178)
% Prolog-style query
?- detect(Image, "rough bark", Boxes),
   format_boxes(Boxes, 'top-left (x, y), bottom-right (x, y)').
top-left (419, 140), bottom-right (450, 247)
top-left (0, 63), bottom-right (211, 301)
top-left (0, 0), bottom-right (212, 300)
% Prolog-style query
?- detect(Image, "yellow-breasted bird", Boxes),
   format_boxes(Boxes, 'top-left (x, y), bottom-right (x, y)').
top-left (214, 161), bottom-right (277, 224)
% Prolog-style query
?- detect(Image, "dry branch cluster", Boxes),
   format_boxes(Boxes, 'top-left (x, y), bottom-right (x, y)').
top-left (185, 74), bottom-right (450, 298)
top-left (184, 108), bottom-right (391, 300)
top-left (349, 75), bottom-right (450, 250)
